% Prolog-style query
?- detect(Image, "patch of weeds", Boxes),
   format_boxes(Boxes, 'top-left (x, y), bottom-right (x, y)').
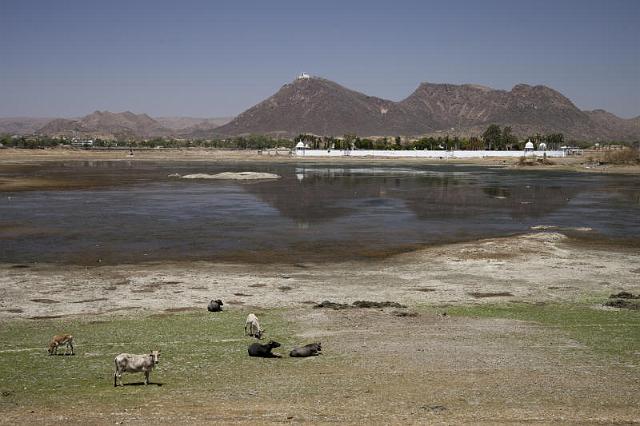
top-left (392, 310), bottom-right (418, 317)
top-left (604, 292), bottom-right (640, 310)
top-left (609, 291), bottom-right (639, 299)
top-left (353, 300), bottom-right (406, 309)
top-left (604, 299), bottom-right (640, 310)
top-left (30, 298), bottom-right (60, 304)
top-left (314, 301), bottom-right (350, 310)
top-left (467, 291), bottom-right (513, 298)
top-left (603, 147), bottom-right (640, 165)
top-left (314, 300), bottom-right (407, 310)
top-left (28, 315), bottom-right (64, 320)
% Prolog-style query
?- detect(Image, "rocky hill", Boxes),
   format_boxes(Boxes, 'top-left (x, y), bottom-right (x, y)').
top-left (583, 110), bottom-right (640, 141)
top-left (155, 116), bottom-right (232, 131)
top-left (176, 117), bottom-right (234, 138)
top-left (2, 114), bottom-right (232, 138)
top-left (399, 83), bottom-right (594, 137)
top-left (0, 117), bottom-right (55, 135)
top-left (209, 78), bottom-right (414, 138)
top-left (37, 111), bottom-right (173, 139)
top-left (211, 77), bottom-right (639, 141)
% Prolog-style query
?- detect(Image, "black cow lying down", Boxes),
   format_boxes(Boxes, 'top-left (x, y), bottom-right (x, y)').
top-left (290, 342), bottom-right (322, 357)
top-left (207, 299), bottom-right (223, 312)
top-left (248, 341), bottom-right (281, 358)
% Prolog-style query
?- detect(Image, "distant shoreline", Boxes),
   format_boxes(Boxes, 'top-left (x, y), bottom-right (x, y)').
top-left (1, 147), bottom-right (638, 175)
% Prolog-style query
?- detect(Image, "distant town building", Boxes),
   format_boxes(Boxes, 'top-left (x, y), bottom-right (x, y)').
top-left (297, 72), bottom-right (311, 80)
top-left (71, 139), bottom-right (94, 148)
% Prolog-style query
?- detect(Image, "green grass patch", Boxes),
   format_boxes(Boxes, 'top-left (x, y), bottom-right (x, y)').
top-left (0, 308), bottom-right (330, 409)
top-left (447, 303), bottom-right (640, 361)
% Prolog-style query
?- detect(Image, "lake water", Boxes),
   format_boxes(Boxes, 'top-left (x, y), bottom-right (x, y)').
top-left (1, 161), bottom-right (639, 265)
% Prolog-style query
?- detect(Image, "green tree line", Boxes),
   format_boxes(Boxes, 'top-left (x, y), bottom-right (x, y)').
top-left (3, 126), bottom-right (636, 150)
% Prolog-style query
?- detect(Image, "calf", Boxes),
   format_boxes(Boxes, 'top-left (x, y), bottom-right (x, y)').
top-left (244, 313), bottom-right (264, 339)
top-left (207, 299), bottom-right (224, 312)
top-left (289, 342), bottom-right (322, 357)
top-left (47, 334), bottom-right (74, 356)
top-left (114, 350), bottom-right (161, 387)
top-left (248, 341), bottom-right (281, 358)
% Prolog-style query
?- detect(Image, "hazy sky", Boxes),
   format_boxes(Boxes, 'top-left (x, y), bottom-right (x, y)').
top-left (1, 0), bottom-right (639, 118)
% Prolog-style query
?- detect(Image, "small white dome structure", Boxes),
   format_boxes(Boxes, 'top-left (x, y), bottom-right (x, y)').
top-left (294, 140), bottom-right (307, 156)
top-left (538, 142), bottom-right (547, 151)
top-left (524, 140), bottom-right (534, 151)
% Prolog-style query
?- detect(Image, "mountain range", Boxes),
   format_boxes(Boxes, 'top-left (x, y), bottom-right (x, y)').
top-left (0, 113), bottom-right (234, 140)
top-left (2, 77), bottom-right (638, 141)
top-left (213, 77), bottom-right (640, 141)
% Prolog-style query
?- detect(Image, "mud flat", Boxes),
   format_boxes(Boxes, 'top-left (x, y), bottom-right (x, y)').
top-left (178, 172), bottom-right (281, 180)
top-left (1, 232), bottom-right (638, 318)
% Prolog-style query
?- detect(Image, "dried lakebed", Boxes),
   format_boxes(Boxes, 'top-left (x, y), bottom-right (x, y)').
top-left (1, 232), bottom-right (638, 319)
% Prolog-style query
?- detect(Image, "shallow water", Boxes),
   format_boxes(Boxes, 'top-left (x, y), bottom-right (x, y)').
top-left (1, 161), bottom-right (639, 265)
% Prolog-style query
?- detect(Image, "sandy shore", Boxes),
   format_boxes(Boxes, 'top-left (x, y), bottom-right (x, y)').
top-left (2, 232), bottom-right (638, 319)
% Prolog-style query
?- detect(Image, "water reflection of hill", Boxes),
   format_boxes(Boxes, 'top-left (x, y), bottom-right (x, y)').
top-left (244, 168), bottom-right (582, 223)
top-left (403, 184), bottom-right (579, 220)
top-left (244, 174), bottom-right (372, 223)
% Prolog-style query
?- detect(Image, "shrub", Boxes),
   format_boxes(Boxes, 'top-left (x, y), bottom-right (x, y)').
top-left (603, 147), bottom-right (640, 165)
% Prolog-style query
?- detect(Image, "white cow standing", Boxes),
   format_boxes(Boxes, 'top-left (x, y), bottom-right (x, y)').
top-left (113, 350), bottom-right (161, 387)
top-left (244, 313), bottom-right (264, 339)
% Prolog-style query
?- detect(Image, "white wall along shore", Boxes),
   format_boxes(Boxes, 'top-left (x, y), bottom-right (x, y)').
top-left (294, 149), bottom-right (567, 158)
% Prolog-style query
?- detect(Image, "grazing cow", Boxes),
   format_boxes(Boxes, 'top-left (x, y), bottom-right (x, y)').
top-left (248, 341), bottom-right (281, 358)
top-left (113, 350), bottom-right (161, 387)
top-left (47, 334), bottom-right (74, 356)
top-left (207, 299), bottom-right (224, 312)
top-left (244, 313), bottom-right (264, 339)
top-left (289, 342), bottom-right (322, 357)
